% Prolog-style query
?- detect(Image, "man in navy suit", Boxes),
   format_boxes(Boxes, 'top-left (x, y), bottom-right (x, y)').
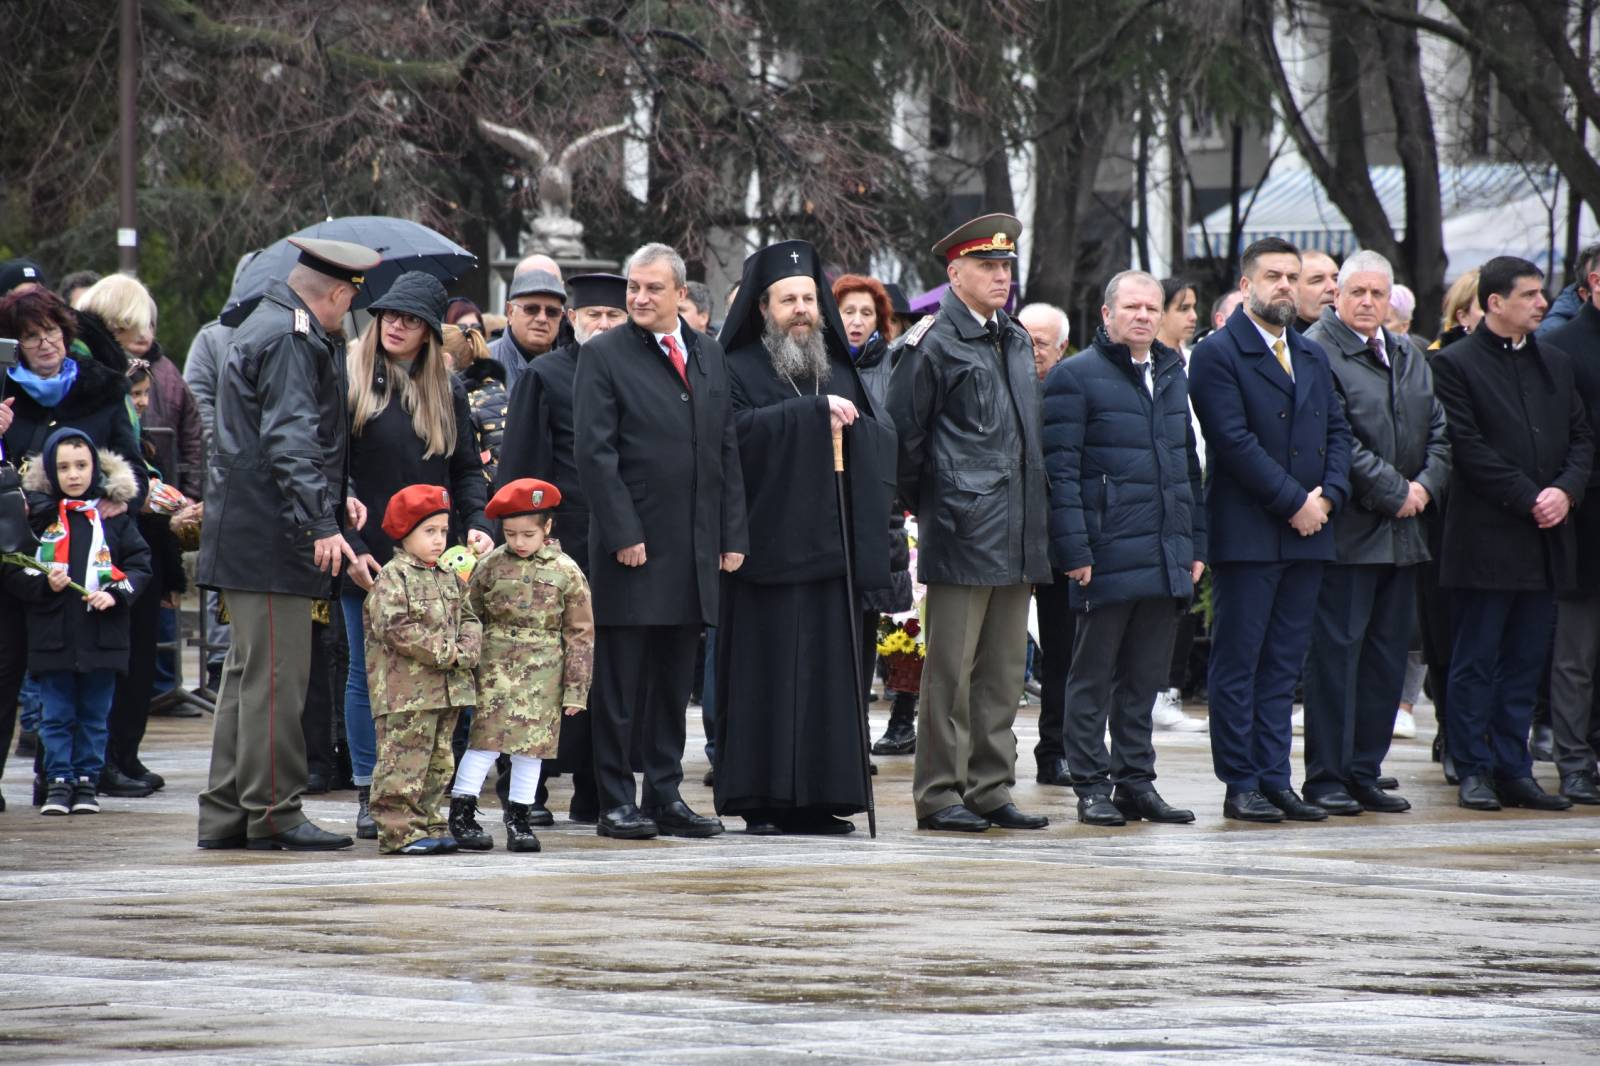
top-left (1188, 237), bottom-right (1354, 822)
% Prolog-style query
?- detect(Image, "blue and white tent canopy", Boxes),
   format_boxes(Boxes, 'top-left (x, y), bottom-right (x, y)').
top-left (1186, 164), bottom-right (1575, 276)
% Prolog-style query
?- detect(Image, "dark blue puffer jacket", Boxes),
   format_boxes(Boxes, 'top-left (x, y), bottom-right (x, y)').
top-left (1042, 328), bottom-right (1207, 610)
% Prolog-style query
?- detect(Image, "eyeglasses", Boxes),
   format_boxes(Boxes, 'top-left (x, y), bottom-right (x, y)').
top-left (380, 311), bottom-right (425, 330)
top-left (19, 324), bottom-right (64, 351)
top-left (511, 302), bottom-right (564, 320)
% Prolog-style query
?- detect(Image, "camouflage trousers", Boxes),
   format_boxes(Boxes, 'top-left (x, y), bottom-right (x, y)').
top-left (372, 707), bottom-right (460, 853)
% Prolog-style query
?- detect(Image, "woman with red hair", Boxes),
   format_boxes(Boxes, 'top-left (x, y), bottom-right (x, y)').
top-left (831, 273), bottom-right (918, 756)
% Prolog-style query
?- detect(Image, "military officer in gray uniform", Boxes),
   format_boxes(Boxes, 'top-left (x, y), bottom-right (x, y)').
top-left (887, 213), bottom-right (1054, 832)
top-left (196, 237), bottom-right (380, 851)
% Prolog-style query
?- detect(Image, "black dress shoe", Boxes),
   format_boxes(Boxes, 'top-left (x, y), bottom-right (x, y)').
top-left (743, 818), bottom-right (783, 835)
top-left (1307, 790), bottom-right (1364, 816)
top-left (702, 767), bottom-right (715, 786)
top-left (1441, 749), bottom-right (1459, 786)
top-left (1264, 788), bottom-right (1329, 821)
top-left (1223, 790), bottom-right (1285, 822)
top-left (916, 804), bottom-right (991, 832)
top-left (568, 805), bottom-right (599, 825)
top-left (1349, 783), bottom-right (1411, 813)
top-left (1530, 723), bottom-right (1555, 762)
top-left (248, 821), bottom-right (354, 851)
top-left (1560, 770), bottom-right (1600, 805)
top-left (1113, 788), bottom-right (1195, 824)
top-left (1375, 775), bottom-right (1398, 791)
top-left (597, 804), bottom-right (659, 839)
top-left (1035, 757), bottom-right (1071, 786)
top-left (1457, 775), bottom-right (1501, 810)
top-left (781, 810), bottom-right (856, 835)
top-left (526, 804), bottom-right (555, 828)
top-left (977, 802), bottom-right (1048, 829)
top-left (125, 761), bottom-right (165, 791)
top-left (1498, 776), bottom-right (1573, 811)
top-left (197, 833), bottom-right (248, 850)
top-left (649, 800), bottom-right (724, 838)
top-left (98, 767), bottom-right (154, 798)
top-left (304, 771), bottom-right (330, 795)
top-left (1076, 794), bottom-right (1125, 826)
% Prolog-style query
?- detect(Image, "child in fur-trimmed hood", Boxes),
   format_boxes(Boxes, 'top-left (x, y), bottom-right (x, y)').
top-left (5, 428), bottom-right (150, 815)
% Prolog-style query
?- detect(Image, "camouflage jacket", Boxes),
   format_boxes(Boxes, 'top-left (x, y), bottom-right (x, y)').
top-left (465, 540), bottom-right (594, 757)
top-left (364, 547), bottom-right (483, 717)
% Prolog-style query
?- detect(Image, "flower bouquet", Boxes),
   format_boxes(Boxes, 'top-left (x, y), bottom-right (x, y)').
top-left (876, 613), bottom-right (925, 693)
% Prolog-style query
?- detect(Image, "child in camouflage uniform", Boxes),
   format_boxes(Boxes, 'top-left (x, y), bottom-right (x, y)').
top-left (449, 478), bottom-right (593, 853)
top-left (365, 485), bottom-right (483, 855)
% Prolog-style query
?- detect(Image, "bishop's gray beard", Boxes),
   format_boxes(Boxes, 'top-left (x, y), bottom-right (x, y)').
top-left (763, 320), bottom-right (831, 386)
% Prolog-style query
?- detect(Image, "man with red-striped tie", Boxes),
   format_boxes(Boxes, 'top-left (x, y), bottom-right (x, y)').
top-left (573, 242), bottom-right (748, 841)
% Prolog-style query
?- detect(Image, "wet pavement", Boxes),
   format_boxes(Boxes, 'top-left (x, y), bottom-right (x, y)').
top-left (3, 701), bottom-right (1598, 1064)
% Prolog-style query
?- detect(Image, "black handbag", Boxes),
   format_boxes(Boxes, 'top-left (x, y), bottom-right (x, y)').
top-left (0, 452), bottom-right (35, 554)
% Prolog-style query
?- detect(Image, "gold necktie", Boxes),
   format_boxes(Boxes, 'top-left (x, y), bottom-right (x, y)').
top-left (1273, 338), bottom-right (1292, 378)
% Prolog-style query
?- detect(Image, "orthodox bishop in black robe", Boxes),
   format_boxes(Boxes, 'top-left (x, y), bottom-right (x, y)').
top-left (713, 240), bottom-right (897, 834)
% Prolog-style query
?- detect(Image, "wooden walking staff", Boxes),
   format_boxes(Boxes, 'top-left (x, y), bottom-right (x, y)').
top-left (833, 425), bottom-right (877, 838)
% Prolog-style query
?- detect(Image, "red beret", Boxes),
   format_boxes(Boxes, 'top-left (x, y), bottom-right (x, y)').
top-left (486, 478), bottom-right (561, 520)
top-left (382, 484), bottom-right (451, 541)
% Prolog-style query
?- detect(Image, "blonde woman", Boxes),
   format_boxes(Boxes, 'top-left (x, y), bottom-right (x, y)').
top-left (443, 322), bottom-right (508, 481)
top-left (73, 274), bottom-right (205, 497)
top-left (1431, 269), bottom-right (1482, 350)
top-left (340, 272), bottom-right (492, 838)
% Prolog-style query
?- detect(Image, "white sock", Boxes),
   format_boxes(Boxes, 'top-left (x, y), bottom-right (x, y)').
top-left (452, 748), bottom-right (498, 798)
top-left (508, 755), bottom-right (542, 805)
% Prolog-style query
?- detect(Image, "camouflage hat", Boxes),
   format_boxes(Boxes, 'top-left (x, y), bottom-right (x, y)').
top-left (382, 484), bottom-right (451, 541)
top-left (486, 478), bottom-right (561, 520)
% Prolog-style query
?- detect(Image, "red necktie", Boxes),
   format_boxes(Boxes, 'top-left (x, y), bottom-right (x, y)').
top-left (661, 335), bottom-right (689, 387)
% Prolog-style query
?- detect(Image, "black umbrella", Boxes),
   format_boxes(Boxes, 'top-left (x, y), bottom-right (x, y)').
top-left (221, 216), bottom-right (476, 327)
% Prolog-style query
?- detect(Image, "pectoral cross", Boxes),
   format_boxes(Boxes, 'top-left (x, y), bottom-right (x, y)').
top-left (789, 251), bottom-right (800, 264)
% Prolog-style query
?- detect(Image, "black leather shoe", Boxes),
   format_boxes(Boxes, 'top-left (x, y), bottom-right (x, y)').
top-left (1264, 788), bottom-right (1329, 821)
top-left (1223, 790), bottom-right (1285, 822)
top-left (1035, 757), bottom-right (1071, 786)
top-left (702, 768), bottom-right (715, 786)
top-left (248, 821), bottom-right (354, 850)
top-left (1441, 749), bottom-right (1459, 786)
top-left (304, 771), bottom-right (330, 795)
top-left (1560, 770), bottom-right (1600, 805)
top-left (1498, 776), bottom-right (1573, 811)
top-left (526, 803), bottom-right (555, 828)
top-left (125, 761), bottom-right (165, 791)
top-left (781, 810), bottom-right (856, 835)
top-left (917, 804), bottom-right (991, 832)
top-left (977, 802), bottom-right (1048, 829)
top-left (1077, 794), bottom-right (1126, 826)
top-left (1530, 723), bottom-right (1555, 762)
top-left (98, 767), bottom-right (154, 798)
top-left (1375, 775), bottom-right (1398, 791)
top-left (743, 818), bottom-right (783, 835)
top-left (197, 833), bottom-right (248, 850)
top-left (434, 834), bottom-right (460, 853)
top-left (650, 799), bottom-right (724, 837)
top-left (1457, 774), bottom-right (1501, 811)
top-left (1113, 789), bottom-right (1195, 824)
top-left (1307, 790), bottom-right (1364, 816)
top-left (1349, 783), bottom-right (1411, 813)
top-left (597, 804), bottom-right (659, 839)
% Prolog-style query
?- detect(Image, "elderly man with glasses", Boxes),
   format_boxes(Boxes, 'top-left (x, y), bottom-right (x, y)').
top-left (492, 270), bottom-right (567, 394)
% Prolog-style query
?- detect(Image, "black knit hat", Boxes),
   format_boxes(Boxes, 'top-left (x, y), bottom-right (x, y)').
top-left (368, 271), bottom-right (449, 339)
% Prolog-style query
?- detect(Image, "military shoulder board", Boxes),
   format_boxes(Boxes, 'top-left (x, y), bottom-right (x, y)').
top-left (904, 314), bottom-right (937, 348)
top-left (293, 308), bottom-right (311, 335)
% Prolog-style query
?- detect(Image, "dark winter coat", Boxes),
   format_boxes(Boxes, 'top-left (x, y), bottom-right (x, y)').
top-left (343, 360), bottom-right (491, 574)
top-left (497, 341), bottom-right (591, 576)
top-left (196, 280), bottom-right (351, 598)
top-left (9, 446), bottom-right (151, 674)
top-left (573, 318), bottom-right (748, 627)
top-left (457, 357), bottom-right (509, 482)
top-left (2, 350), bottom-right (146, 509)
top-left (1543, 300), bottom-right (1600, 596)
top-left (1432, 324), bottom-right (1594, 592)
top-left (886, 289), bottom-right (1052, 586)
top-left (853, 332), bottom-right (911, 614)
top-left (1188, 306), bottom-right (1353, 563)
top-left (1303, 307), bottom-right (1451, 567)
top-left (1043, 329), bottom-right (1206, 610)
top-left (141, 341), bottom-right (207, 499)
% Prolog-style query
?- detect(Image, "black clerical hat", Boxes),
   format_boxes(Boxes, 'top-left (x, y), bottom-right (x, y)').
top-left (566, 272), bottom-right (627, 310)
top-left (717, 239), bottom-right (849, 365)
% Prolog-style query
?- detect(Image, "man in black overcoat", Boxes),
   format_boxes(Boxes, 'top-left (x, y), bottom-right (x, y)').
top-left (573, 243), bottom-right (748, 839)
top-left (1432, 256), bottom-right (1593, 812)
